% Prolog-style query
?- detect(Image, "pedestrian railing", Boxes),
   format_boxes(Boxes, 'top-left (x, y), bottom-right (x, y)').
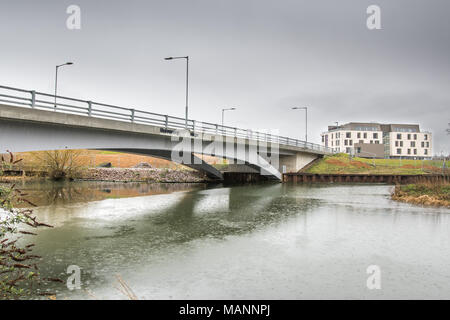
top-left (0, 85), bottom-right (333, 154)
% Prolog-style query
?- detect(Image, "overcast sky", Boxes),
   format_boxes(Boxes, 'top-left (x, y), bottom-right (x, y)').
top-left (1, 0), bottom-right (449, 154)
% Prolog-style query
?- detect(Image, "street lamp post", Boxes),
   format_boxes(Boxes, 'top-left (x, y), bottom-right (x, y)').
top-left (221, 107), bottom-right (236, 128)
top-left (54, 62), bottom-right (73, 110)
top-left (164, 56), bottom-right (189, 129)
top-left (292, 106), bottom-right (308, 143)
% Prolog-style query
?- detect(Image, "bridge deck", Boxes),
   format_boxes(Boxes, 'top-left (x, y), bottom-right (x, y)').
top-left (0, 84), bottom-right (332, 155)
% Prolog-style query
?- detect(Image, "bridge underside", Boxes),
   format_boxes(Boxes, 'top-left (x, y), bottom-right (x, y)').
top-left (0, 118), bottom-right (283, 181)
top-left (0, 105), bottom-right (326, 181)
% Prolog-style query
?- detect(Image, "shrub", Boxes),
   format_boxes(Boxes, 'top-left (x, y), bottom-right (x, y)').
top-left (1, 152), bottom-right (53, 299)
top-left (31, 149), bottom-right (82, 180)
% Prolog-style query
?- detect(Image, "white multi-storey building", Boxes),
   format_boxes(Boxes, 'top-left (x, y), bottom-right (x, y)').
top-left (321, 122), bottom-right (432, 159)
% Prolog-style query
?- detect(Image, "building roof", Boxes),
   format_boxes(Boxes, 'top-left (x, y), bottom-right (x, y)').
top-left (327, 122), bottom-right (420, 133)
top-left (384, 124), bottom-right (420, 133)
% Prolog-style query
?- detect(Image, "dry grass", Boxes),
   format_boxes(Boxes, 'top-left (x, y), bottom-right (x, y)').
top-left (114, 274), bottom-right (138, 300)
top-left (392, 181), bottom-right (450, 208)
top-left (7, 150), bottom-right (224, 170)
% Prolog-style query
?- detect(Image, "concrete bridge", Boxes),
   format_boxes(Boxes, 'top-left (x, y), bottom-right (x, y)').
top-left (0, 85), bottom-right (332, 181)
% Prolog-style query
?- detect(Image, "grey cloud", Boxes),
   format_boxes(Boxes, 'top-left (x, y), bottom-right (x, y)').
top-left (0, 0), bottom-right (448, 153)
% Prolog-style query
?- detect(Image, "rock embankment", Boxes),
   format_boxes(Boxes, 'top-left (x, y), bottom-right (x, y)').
top-left (79, 168), bottom-right (208, 183)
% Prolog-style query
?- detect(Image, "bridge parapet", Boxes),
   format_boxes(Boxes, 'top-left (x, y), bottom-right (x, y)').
top-left (0, 84), bottom-right (332, 155)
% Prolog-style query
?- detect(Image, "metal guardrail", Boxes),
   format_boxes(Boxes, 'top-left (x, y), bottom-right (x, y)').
top-left (0, 85), bottom-right (333, 153)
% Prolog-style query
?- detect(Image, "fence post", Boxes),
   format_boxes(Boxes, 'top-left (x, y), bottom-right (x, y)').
top-left (234, 128), bottom-right (237, 137)
top-left (30, 90), bottom-right (36, 108)
top-left (87, 101), bottom-right (92, 116)
top-left (130, 109), bottom-right (135, 123)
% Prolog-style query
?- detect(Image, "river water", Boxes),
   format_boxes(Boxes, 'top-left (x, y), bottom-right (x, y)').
top-left (14, 181), bottom-right (450, 299)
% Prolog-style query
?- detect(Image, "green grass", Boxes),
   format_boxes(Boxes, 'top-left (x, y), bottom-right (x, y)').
top-left (305, 153), bottom-right (447, 175)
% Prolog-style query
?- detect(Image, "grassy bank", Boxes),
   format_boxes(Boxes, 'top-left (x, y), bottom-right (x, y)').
top-left (305, 153), bottom-right (447, 175)
top-left (392, 182), bottom-right (450, 208)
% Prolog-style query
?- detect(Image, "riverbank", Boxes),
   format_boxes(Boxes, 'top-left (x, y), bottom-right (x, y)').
top-left (392, 183), bottom-right (450, 208)
top-left (0, 167), bottom-right (210, 183)
top-left (283, 172), bottom-right (449, 184)
top-left (305, 153), bottom-right (447, 175)
top-left (78, 167), bottom-right (209, 183)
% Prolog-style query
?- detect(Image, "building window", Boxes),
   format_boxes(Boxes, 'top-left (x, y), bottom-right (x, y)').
top-left (346, 147), bottom-right (351, 153)
top-left (356, 147), bottom-right (361, 153)
top-left (359, 140), bottom-right (364, 144)
top-left (424, 134), bottom-right (428, 140)
top-left (410, 141), bottom-right (415, 147)
top-left (407, 149), bottom-right (411, 155)
top-left (421, 141), bottom-right (424, 148)
top-left (426, 142), bottom-right (429, 147)
top-left (375, 140), bottom-right (380, 144)
top-left (397, 134), bottom-right (402, 139)
top-left (424, 149), bottom-right (428, 155)
top-left (363, 133), bottom-right (367, 139)
top-left (414, 149), bottom-right (417, 155)
top-left (357, 132), bottom-right (361, 139)
top-left (397, 148), bottom-right (401, 155)
top-left (322, 136), bottom-right (324, 142)
top-left (346, 132), bottom-right (351, 138)
top-left (370, 140), bottom-right (373, 144)
top-left (407, 134), bottom-right (411, 140)
top-left (400, 141), bottom-right (403, 147)
top-left (373, 133), bottom-right (378, 139)
top-left (344, 140), bottom-right (348, 146)
top-left (349, 140), bottom-right (353, 146)
top-left (395, 141), bottom-right (398, 147)
top-left (414, 134), bottom-right (417, 140)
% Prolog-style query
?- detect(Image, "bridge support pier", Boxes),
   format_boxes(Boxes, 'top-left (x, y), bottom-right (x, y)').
top-left (279, 152), bottom-right (319, 173)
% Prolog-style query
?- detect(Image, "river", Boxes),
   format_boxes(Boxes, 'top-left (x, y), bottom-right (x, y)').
top-left (13, 181), bottom-right (450, 299)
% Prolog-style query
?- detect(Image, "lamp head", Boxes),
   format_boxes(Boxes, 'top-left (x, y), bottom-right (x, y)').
top-left (164, 57), bottom-right (173, 60)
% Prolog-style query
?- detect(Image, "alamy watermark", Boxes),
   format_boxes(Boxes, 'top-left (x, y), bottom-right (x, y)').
top-left (66, 265), bottom-right (82, 290)
top-left (366, 265), bottom-right (381, 290)
top-left (367, 5), bottom-right (381, 30)
top-left (169, 125), bottom-right (280, 176)
top-left (66, 5), bottom-right (81, 30)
